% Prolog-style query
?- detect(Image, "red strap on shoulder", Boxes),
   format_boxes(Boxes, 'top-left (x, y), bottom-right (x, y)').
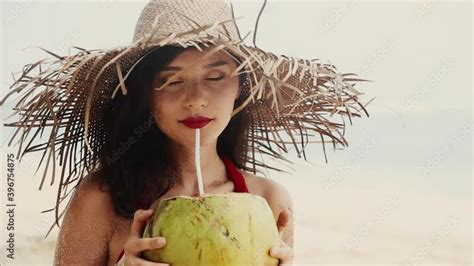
top-left (222, 157), bottom-right (249, 193)
top-left (116, 250), bottom-right (125, 263)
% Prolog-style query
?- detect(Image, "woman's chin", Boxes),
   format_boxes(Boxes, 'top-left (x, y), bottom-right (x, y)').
top-left (171, 134), bottom-right (220, 149)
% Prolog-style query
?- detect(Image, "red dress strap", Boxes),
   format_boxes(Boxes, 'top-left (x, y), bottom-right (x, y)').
top-left (221, 157), bottom-right (249, 193)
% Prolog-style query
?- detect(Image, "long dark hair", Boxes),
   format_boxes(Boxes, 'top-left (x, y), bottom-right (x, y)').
top-left (96, 46), bottom-right (250, 218)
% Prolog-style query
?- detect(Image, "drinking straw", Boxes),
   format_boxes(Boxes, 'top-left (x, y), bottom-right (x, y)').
top-left (195, 129), bottom-right (204, 196)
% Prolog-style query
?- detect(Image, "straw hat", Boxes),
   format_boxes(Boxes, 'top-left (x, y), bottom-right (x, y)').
top-left (1, 0), bottom-right (373, 230)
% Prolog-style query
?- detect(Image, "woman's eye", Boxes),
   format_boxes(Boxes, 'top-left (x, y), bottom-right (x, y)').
top-left (205, 76), bottom-right (225, 81)
top-left (168, 80), bottom-right (183, 86)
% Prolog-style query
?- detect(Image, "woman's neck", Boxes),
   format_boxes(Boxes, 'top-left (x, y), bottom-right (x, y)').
top-left (169, 140), bottom-right (228, 194)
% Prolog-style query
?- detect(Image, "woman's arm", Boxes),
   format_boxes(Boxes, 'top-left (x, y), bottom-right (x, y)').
top-left (264, 179), bottom-right (294, 247)
top-left (54, 173), bottom-right (114, 265)
top-left (263, 178), bottom-right (295, 264)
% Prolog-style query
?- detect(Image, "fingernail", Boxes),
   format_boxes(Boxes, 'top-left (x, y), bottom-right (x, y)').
top-left (156, 238), bottom-right (165, 245)
top-left (270, 247), bottom-right (278, 256)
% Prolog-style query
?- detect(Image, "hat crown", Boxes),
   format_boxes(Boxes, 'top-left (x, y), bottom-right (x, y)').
top-left (133, 0), bottom-right (240, 42)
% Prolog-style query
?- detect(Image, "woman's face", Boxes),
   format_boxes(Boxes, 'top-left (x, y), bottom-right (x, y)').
top-left (150, 48), bottom-right (240, 148)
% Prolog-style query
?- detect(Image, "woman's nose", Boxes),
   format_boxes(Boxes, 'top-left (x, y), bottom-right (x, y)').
top-left (184, 84), bottom-right (208, 109)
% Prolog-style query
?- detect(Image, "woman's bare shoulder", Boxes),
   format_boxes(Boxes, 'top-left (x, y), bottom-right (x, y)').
top-left (54, 171), bottom-right (115, 264)
top-left (63, 171), bottom-right (118, 226)
top-left (75, 171), bottom-right (109, 198)
top-left (238, 171), bottom-right (293, 218)
top-left (239, 171), bottom-right (294, 247)
top-left (72, 172), bottom-right (113, 211)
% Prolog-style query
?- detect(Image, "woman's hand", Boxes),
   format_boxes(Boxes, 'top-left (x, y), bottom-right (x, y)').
top-left (269, 209), bottom-right (294, 265)
top-left (119, 209), bottom-right (169, 266)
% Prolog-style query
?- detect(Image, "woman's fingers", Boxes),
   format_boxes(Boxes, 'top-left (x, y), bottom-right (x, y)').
top-left (270, 245), bottom-right (294, 260)
top-left (269, 239), bottom-right (294, 265)
top-left (124, 236), bottom-right (167, 254)
top-left (122, 236), bottom-right (168, 265)
top-left (120, 208), bottom-right (169, 265)
top-left (276, 209), bottom-right (291, 233)
top-left (125, 208), bottom-right (167, 254)
top-left (130, 209), bottom-right (154, 237)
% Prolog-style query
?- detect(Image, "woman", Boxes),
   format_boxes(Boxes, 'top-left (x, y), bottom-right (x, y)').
top-left (0, 0), bottom-right (370, 265)
top-left (54, 45), bottom-right (294, 265)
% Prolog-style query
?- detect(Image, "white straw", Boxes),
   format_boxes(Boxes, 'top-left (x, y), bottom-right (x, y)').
top-left (195, 129), bottom-right (204, 196)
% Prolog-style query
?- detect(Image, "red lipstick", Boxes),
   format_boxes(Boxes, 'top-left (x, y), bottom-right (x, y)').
top-left (179, 116), bottom-right (213, 129)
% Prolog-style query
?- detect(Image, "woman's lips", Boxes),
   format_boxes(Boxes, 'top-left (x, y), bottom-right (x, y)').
top-left (179, 116), bottom-right (214, 129)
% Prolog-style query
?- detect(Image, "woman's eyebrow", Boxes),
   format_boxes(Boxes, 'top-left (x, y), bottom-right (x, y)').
top-left (203, 60), bottom-right (229, 69)
top-left (161, 60), bottom-right (229, 72)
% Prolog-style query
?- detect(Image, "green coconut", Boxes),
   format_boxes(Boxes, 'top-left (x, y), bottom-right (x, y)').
top-left (142, 192), bottom-right (280, 265)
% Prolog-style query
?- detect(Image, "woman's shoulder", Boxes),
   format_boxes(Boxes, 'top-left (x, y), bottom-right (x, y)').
top-left (75, 171), bottom-right (111, 203)
top-left (54, 172), bottom-right (116, 264)
top-left (68, 171), bottom-right (117, 222)
top-left (238, 170), bottom-right (293, 219)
